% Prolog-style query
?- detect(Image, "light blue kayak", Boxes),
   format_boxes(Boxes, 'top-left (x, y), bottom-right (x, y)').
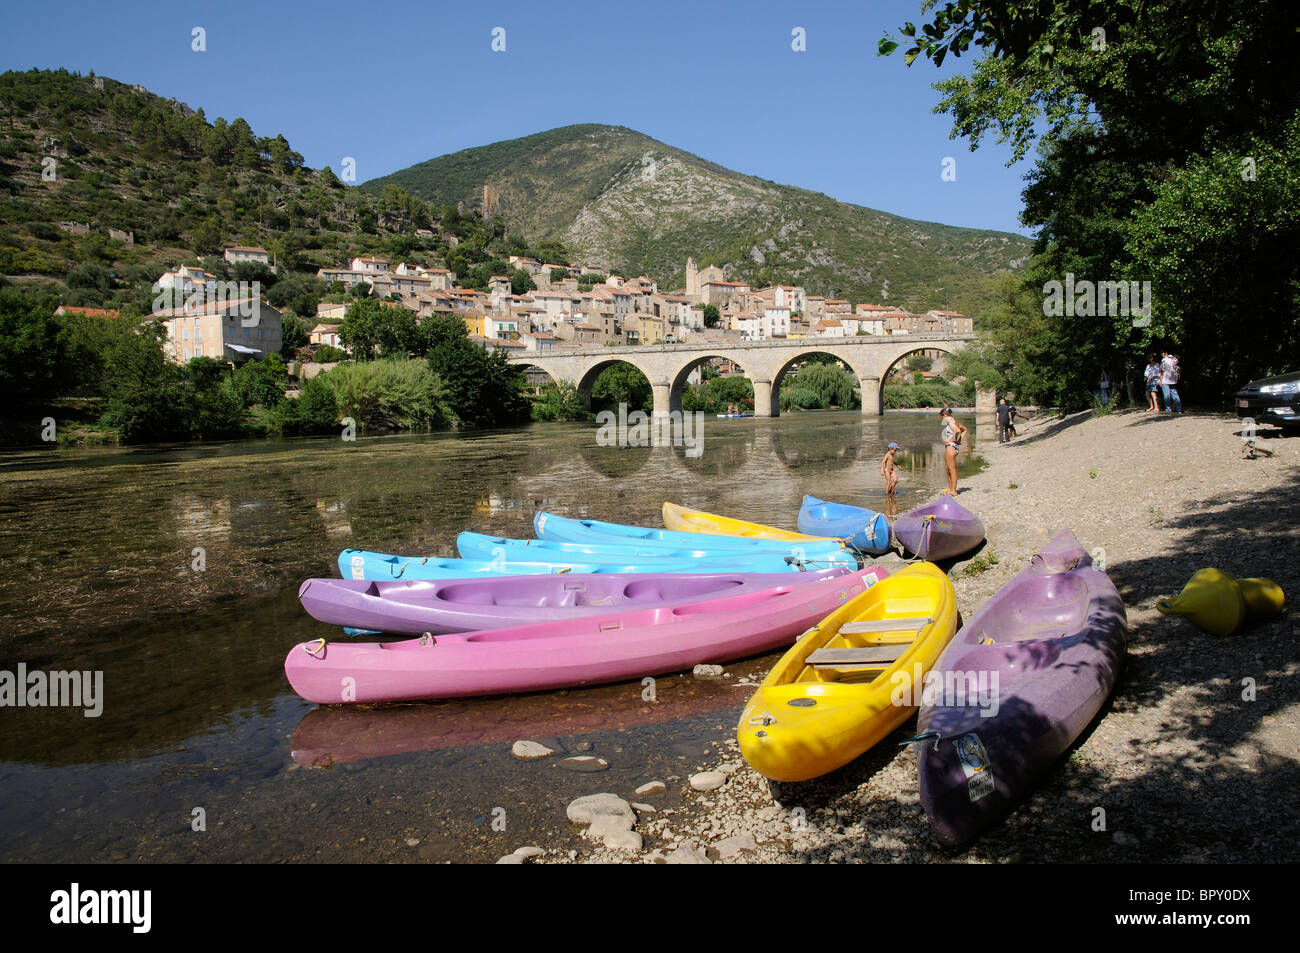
top-left (532, 511), bottom-right (857, 561)
top-left (339, 548), bottom-right (817, 581)
top-left (457, 532), bottom-right (860, 570)
top-left (796, 495), bottom-right (892, 555)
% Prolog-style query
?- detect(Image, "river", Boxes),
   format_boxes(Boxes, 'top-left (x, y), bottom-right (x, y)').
top-left (0, 410), bottom-right (984, 863)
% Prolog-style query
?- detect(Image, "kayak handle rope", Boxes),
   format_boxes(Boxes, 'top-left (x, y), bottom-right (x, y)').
top-left (897, 730), bottom-right (941, 750)
top-left (302, 638), bottom-right (327, 656)
top-left (902, 515), bottom-right (934, 563)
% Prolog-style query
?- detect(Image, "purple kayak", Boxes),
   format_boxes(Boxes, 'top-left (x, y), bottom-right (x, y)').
top-left (915, 530), bottom-right (1127, 848)
top-left (894, 497), bottom-right (986, 560)
top-left (299, 568), bottom-right (859, 636)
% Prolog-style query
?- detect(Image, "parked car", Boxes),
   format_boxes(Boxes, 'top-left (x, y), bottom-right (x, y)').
top-left (1236, 370), bottom-right (1300, 431)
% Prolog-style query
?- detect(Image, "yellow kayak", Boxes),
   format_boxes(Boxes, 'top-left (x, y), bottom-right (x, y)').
top-left (737, 562), bottom-right (959, 783)
top-left (662, 502), bottom-right (832, 543)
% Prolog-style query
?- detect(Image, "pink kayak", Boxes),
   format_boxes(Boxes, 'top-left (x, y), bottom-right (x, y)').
top-left (285, 567), bottom-right (886, 703)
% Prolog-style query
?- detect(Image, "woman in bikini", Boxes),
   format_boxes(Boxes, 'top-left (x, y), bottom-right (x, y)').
top-left (939, 407), bottom-right (967, 495)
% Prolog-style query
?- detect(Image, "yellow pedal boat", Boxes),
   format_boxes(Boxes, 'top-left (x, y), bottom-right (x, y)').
top-left (662, 502), bottom-right (832, 543)
top-left (737, 562), bottom-right (959, 783)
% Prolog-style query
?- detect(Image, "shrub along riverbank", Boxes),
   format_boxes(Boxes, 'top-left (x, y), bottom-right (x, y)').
top-left (2, 287), bottom-right (533, 445)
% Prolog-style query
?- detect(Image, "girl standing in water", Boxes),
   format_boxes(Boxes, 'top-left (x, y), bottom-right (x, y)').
top-left (939, 407), bottom-right (967, 495)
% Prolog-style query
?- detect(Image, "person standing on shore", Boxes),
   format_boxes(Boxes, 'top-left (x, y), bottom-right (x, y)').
top-left (1144, 355), bottom-right (1162, 412)
top-left (881, 442), bottom-right (899, 495)
top-left (996, 398), bottom-right (1014, 443)
top-left (1099, 369), bottom-right (1112, 408)
top-left (1160, 350), bottom-right (1183, 414)
top-left (939, 407), bottom-right (967, 495)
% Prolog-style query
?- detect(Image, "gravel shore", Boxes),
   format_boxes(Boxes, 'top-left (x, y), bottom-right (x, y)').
top-left (537, 408), bottom-right (1299, 864)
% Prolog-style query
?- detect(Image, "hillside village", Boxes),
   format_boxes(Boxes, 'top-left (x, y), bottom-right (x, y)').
top-left (149, 245), bottom-right (972, 372)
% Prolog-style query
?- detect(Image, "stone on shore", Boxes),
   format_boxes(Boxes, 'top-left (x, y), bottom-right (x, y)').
top-left (567, 793), bottom-right (636, 827)
top-left (665, 843), bottom-right (712, 864)
top-left (495, 847), bottom-right (544, 864)
top-left (511, 740), bottom-right (555, 760)
top-left (557, 755), bottom-right (609, 772)
top-left (588, 813), bottom-right (636, 839)
top-left (712, 833), bottom-right (757, 859)
top-left (603, 831), bottom-right (644, 851)
top-left (689, 771), bottom-right (726, 792)
top-left (635, 781), bottom-right (668, 797)
top-left (693, 664), bottom-right (725, 677)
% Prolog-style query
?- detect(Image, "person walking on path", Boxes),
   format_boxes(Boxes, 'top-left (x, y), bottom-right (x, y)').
top-left (1144, 355), bottom-right (1162, 412)
top-left (996, 398), bottom-right (1014, 443)
top-left (1160, 351), bottom-right (1183, 414)
top-left (939, 407), bottom-right (967, 495)
top-left (881, 442), bottom-right (900, 496)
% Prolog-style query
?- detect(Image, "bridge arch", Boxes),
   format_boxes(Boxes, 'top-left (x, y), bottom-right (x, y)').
top-left (867, 341), bottom-right (965, 415)
top-left (575, 357), bottom-right (658, 413)
top-left (769, 350), bottom-right (872, 417)
top-left (515, 362), bottom-right (560, 396)
top-left (668, 353), bottom-right (756, 416)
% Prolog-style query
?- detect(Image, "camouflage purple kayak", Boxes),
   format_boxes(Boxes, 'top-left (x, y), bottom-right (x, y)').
top-left (914, 530), bottom-right (1127, 848)
top-left (298, 567), bottom-right (864, 636)
top-left (893, 497), bottom-right (986, 560)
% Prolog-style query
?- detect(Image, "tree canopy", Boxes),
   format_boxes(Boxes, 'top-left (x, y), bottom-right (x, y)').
top-left (883, 0), bottom-right (1300, 406)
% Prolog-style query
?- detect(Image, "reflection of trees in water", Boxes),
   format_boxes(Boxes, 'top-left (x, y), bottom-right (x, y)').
top-left (900, 446), bottom-right (939, 473)
top-left (772, 417), bottom-right (861, 471)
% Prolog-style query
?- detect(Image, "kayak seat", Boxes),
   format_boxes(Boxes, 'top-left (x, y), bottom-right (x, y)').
top-left (838, 616), bottom-right (933, 635)
top-left (807, 643), bottom-right (910, 669)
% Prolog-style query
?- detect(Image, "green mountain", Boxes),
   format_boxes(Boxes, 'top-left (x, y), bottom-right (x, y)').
top-left (363, 124), bottom-right (1033, 312)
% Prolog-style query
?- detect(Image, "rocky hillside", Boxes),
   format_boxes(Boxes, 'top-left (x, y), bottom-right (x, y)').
top-left (364, 124), bottom-right (1033, 312)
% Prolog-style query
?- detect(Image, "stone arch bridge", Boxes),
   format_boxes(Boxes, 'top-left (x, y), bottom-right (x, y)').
top-left (507, 333), bottom-right (978, 417)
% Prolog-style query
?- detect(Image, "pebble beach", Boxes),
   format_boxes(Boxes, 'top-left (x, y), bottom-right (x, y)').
top-left (507, 408), bottom-right (1300, 864)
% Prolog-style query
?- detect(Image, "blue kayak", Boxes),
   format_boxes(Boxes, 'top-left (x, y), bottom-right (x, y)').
top-left (457, 532), bottom-right (860, 570)
top-left (532, 511), bottom-right (856, 561)
top-left (796, 495), bottom-right (892, 555)
top-left (339, 548), bottom-right (816, 581)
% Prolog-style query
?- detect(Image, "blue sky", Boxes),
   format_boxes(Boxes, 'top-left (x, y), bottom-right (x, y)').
top-left (2, 0), bottom-right (1035, 236)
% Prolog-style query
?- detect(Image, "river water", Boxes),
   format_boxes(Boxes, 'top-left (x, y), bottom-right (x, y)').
top-left (0, 410), bottom-right (984, 863)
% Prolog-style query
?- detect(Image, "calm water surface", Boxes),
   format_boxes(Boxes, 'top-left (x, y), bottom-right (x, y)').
top-left (0, 410), bottom-right (985, 862)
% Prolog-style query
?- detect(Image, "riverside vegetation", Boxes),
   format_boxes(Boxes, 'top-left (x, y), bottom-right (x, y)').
top-left (895, 0), bottom-right (1300, 410)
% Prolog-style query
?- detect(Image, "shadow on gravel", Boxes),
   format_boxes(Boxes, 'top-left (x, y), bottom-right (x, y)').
top-left (780, 467), bottom-right (1299, 863)
top-left (1005, 411), bottom-right (1094, 448)
top-left (998, 464), bottom-right (1299, 862)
